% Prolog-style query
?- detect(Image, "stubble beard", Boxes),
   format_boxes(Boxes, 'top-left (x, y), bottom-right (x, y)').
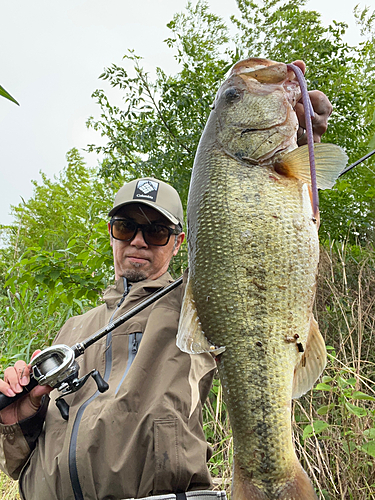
top-left (122, 262), bottom-right (148, 282)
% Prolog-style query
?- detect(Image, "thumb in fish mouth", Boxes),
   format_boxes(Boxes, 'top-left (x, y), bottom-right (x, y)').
top-left (291, 60), bottom-right (333, 143)
top-left (291, 60), bottom-right (306, 75)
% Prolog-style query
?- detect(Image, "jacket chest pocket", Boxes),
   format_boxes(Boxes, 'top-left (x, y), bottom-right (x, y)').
top-left (153, 418), bottom-right (182, 494)
top-left (113, 331), bottom-right (143, 395)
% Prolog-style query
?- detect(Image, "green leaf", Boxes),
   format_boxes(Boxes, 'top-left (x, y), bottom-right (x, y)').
top-left (314, 383), bottom-right (332, 391)
top-left (4, 275), bottom-right (17, 288)
top-left (338, 376), bottom-right (349, 388)
top-left (343, 388), bottom-right (353, 398)
top-left (303, 420), bottom-right (329, 440)
top-left (326, 346), bottom-right (335, 351)
top-left (343, 440), bottom-right (357, 455)
top-left (351, 391), bottom-right (375, 401)
top-left (66, 238), bottom-right (77, 249)
top-left (345, 402), bottom-right (367, 417)
top-left (364, 429), bottom-right (375, 439)
top-left (361, 440), bottom-right (375, 458)
top-left (0, 84), bottom-right (20, 105)
top-left (47, 300), bottom-right (59, 314)
top-left (317, 404), bottom-right (335, 415)
top-left (50, 270), bottom-right (61, 281)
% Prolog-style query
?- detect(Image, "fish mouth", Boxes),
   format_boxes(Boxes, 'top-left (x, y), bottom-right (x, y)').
top-left (230, 58), bottom-right (290, 84)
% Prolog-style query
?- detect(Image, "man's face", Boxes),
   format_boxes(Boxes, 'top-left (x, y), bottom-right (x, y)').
top-left (108, 203), bottom-right (185, 281)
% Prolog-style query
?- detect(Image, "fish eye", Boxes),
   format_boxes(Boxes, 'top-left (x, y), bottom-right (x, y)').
top-left (223, 87), bottom-right (240, 104)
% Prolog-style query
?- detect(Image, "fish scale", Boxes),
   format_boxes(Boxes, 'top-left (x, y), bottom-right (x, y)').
top-left (178, 57), bottom-right (347, 499)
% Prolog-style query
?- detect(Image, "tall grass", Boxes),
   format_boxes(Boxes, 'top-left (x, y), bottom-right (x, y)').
top-left (297, 242), bottom-right (375, 499)
top-left (0, 283), bottom-right (81, 372)
top-left (204, 377), bottom-right (233, 493)
top-left (0, 472), bottom-right (19, 500)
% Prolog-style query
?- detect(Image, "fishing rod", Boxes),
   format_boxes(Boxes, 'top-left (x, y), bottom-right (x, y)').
top-left (0, 276), bottom-right (183, 420)
top-left (339, 148), bottom-right (375, 177)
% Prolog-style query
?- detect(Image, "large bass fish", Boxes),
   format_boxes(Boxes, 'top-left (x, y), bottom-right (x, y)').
top-left (177, 58), bottom-right (347, 499)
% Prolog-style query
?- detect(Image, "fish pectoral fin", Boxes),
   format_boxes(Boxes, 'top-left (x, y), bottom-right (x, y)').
top-left (176, 278), bottom-right (225, 355)
top-left (280, 143), bottom-right (348, 189)
top-left (292, 316), bottom-right (327, 399)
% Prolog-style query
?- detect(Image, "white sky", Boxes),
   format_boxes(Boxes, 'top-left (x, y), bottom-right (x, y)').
top-left (0, 0), bottom-right (364, 226)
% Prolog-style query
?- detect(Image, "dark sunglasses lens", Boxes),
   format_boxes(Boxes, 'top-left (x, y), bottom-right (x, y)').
top-left (143, 225), bottom-right (171, 246)
top-left (112, 220), bottom-right (136, 241)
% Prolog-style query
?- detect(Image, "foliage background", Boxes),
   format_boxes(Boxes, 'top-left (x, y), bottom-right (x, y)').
top-left (1, 0), bottom-right (375, 498)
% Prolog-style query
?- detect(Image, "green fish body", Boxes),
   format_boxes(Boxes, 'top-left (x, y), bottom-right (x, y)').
top-left (177, 58), bottom-right (347, 499)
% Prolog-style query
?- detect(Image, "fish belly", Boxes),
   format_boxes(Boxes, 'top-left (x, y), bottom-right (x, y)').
top-left (187, 150), bottom-right (319, 496)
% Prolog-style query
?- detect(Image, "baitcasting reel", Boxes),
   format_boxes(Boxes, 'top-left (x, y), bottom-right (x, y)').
top-left (30, 344), bottom-right (109, 421)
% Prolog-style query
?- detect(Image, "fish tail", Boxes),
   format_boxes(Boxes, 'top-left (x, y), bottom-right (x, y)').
top-left (233, 459), bottom-right (318, 500)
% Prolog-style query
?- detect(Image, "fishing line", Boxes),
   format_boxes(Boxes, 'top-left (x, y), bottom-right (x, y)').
top-left (287, 63), bottom-right (318, 217)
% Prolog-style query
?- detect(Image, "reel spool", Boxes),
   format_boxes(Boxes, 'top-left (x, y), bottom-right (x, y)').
top-left (30, 345), bottom-right (78, 388)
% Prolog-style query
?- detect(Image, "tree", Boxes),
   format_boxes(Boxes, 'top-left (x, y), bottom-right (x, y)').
top-left (1, 149), bottom-right (115, 315)
top-left (87, 0), bottom-right (375, 245)
top-left (87, 1), bottom-right (234, 208)
top-left (7, 148), bottom-right (110, 253)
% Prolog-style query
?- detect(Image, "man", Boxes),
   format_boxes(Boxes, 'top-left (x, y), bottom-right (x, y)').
top-left (0, 177), bottom-right (221, 499)
top-left (0, 87), bottom-right (333, 499)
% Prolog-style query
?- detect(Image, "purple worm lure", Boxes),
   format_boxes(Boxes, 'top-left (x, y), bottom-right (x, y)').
top-left (287, 63), bottom-right (318, 217)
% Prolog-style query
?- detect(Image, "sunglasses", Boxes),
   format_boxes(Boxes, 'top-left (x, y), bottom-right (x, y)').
top-left (110, 218), bottom-right (180, 246)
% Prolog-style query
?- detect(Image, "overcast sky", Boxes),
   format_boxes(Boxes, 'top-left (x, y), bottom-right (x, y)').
top-left (0, 0), bottom-right (364, 226)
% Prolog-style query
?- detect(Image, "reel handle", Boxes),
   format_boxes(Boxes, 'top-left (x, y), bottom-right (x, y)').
top-left (0, 376), bottom-right (39, 411)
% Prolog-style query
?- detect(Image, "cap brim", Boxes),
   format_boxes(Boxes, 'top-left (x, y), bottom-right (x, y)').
top-left (108, 200), bottom-right (180, 225)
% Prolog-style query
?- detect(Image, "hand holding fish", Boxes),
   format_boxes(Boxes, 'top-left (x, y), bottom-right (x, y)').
top-left (296, 90), bottom-right (333, 145)
top-left (291, 60), bottom-right (333, 145)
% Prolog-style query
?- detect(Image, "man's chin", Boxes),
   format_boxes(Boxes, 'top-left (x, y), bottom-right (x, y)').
top-left (122, 269), bottom-right (148, 282)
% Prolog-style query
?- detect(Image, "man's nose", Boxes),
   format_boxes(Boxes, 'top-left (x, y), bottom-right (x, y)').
top-left (130, 228), bottom-right (148, 247)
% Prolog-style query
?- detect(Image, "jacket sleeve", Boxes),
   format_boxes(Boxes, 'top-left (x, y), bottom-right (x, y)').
top-left (0, 395), bottom-right (49, 479)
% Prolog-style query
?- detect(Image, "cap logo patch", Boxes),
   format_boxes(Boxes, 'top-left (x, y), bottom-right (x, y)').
top-left (133, 180), bottom-right (159, 202)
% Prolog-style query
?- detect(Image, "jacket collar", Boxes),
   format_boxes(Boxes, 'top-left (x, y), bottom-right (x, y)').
top-left (103, 272), bottom-right (174, 309)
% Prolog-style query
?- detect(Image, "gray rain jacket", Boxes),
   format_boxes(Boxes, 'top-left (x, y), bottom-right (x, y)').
top-left (0, 272), bottom-right (216, 500)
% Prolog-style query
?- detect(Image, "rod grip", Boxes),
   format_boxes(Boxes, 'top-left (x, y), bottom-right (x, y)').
top-left (0, 376), bottom-right (39, 411)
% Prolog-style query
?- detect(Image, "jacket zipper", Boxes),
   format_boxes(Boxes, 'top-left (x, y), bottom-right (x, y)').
top-left (132, 336), bottom-right (139, 355)
top-left (115, 332), bottom-right (142, 395)
top-left (68, 278), bottom-right (130, 500)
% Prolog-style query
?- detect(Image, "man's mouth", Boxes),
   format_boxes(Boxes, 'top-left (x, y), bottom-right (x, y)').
top-left (126, 255), bottom-right (149, 264)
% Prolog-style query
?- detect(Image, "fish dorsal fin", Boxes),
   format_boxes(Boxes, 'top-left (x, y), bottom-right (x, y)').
top-left (176, 278), bottom-right (225, 355)
top-left (280, 143), bottom-right (348, 189)
top-left (292, 316), bottom-right (327, 399)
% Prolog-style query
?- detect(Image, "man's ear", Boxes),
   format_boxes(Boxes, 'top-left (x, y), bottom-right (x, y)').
top-left (173, 232), bottom-right (185, 256)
